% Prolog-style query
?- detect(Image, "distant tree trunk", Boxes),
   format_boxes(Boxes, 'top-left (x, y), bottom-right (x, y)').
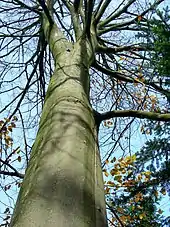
top-left (10, 21), bottom-right (107, 227)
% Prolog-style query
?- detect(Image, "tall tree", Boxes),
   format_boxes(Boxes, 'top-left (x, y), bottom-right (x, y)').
top-left (0, 0), bottom-right (170, 226)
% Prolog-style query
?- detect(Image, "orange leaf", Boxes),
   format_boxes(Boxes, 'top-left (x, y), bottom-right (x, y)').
top-left (8, 126), bottom-right (13, 132)
top-left (105, 159), bottom-right (109, 164)
top-left (137, 15), bottom-right (142, 22)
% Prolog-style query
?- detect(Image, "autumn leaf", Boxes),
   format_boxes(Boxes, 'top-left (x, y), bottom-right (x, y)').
top-left (160, 188), bottom-right (166, 195)
top-left (139, 212), bottom-right (146, 219)
top-left (104, 187), bottom-right (110, 194)
top-left (8, 125), bottom-right (13, 132)
top-left (0, 120), bottom-right (4, 125)
top-left (143, 171), bottom-right (151, 176)
top-left (103, 169), bottom-right (109, 177)
top-left (111, 157), bottom-right (116, 163)
top-left (4, 118), bottom-right (10, 122)
top-left (105, 159), bottom-right (109, 165)
top-left (140, 125), bottom-right (144, 132)
top-left (137, 15), bottom-right (142, 22)
top-left (154, 190), bottom-right (159, 198)
top-left (107, 181), bottom-right (115, 187)
top-left (137, 174), bottom-right (142, 181)
top-left (11, 122), bottom-right (16, 128)
top-left (17, 156), bottom-right (21, 162)
top-left (114, 175), bottom-right (122, 182)
top-left (12, 116), bottom-right (18, 121)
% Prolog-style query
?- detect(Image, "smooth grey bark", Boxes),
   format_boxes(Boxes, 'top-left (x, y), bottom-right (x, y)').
top-left (10, 21), bottom-right (107, 227)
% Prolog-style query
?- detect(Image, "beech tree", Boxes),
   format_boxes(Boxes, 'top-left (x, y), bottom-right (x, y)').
top-left (0, 0), bottom-right (170, 227)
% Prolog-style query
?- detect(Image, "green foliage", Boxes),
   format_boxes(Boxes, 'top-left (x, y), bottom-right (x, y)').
top-left (151, 7), bottom-right (170, 78)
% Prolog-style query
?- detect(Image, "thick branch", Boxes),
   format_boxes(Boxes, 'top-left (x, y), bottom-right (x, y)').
top-left (84, 0), bottom-right (95, 37)
top-left (98, 110), bottom-right (170, 122)
top-left (106, 202), bottom-right (125, 227)
top-left (93, 61), bottom-right (134, 83)
top-left (96, 44), bottom-right (150, 54)
top-left (0, 170), bottom-right (24, 179)
top-left (94, 0), bottom-right (111, 25)
top-left (38, 0), bottom-right (54, 25)
top-left (73, 0), bottom-right (81, 12)
top-left (13, 0), bottom-right (41, 14)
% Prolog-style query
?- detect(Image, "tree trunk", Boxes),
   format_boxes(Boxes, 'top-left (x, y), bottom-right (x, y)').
top-left (10, 27), bottom-right (107, 226)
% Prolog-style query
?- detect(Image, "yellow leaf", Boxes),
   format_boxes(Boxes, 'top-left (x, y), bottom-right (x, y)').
top-left (139, 213), bottom-right (145, 219)
top-left (121, 169), bottom-right (126, 174)
top-left (145, 129), bottom-right (151, 135)
top-left (137, 15), bottom-right (142, 22)
top-left (104, 171), bottom-right (109, 177)
top-left (137, 174), bottom-right (142, 181)
top-left (107, 181), bottom-right (115, 187)
top-left (131, 154), bottom-right (136, 162)
top-left (104, 187), bottom-right (110, 194)
top-left (143, 171), bottom-right (151, 176)
top-left (120, 56), bottom-right (125, 60)
top-left (131, 206), bottom-right (135, 211)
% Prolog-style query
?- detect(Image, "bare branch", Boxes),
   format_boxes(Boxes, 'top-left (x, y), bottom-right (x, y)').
top-left (0, 170), bottom-right (24, 179)
top-left (94, 0), bottom-right (111, 25)
top-left (106, 202), bottom-right (125, 227)
top-left (13, 0), bottom-right (41, 15)
top-left (84, 0), bottom-right (95, 37)
top-left (73, 0), bottom-right (81, 12)
top-left (93, 61), bottom-right (134, 83)
top-left (96, 44), bottom-right (150, 54)
top-left (0, 159), bottom-right (24, 179)
top-left (99, 0), bottom-right (136, 27)
top-left (38, 0), bottom-right (54, 25)
top-left (97, 0), bottom-right (165, 34)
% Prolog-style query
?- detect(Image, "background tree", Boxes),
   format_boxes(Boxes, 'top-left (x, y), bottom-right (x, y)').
top-left (0, 0), bottom-right (170, 226)
top-left (104, 7), bottom-right (170, 226)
